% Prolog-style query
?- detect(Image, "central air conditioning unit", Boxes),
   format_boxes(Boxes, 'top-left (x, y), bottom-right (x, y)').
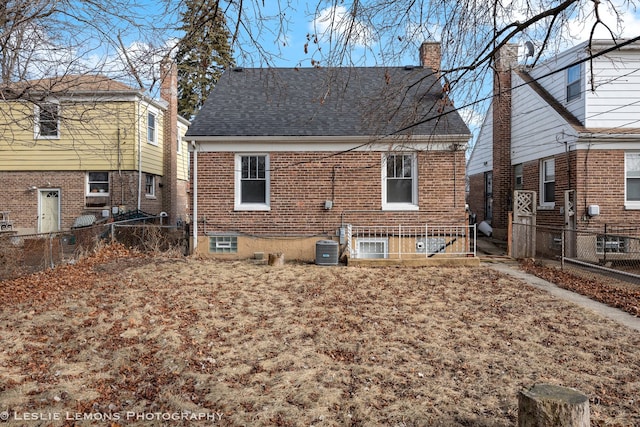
top-left (315, 240), bottom-right (339, 265)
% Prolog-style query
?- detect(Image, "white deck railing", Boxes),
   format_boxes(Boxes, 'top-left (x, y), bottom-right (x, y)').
top-left (346, 224), bottom-right (476, 259)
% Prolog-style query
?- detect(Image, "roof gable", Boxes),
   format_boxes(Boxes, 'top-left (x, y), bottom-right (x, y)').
top-left (186, 67), bottom-right (470, 139)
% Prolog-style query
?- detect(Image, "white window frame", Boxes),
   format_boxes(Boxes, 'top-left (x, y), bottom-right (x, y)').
top-left (209, 235), bottom-right (238, 253)
top-left (540, 158), bottom-right (555, 208)
top-left (34, 103), bottom-right (60, 139)
top-left (625, 152), bottom-right (640, 209)
top-left (145, 174), bottom-right (156, 197)
top-left (234, 154), bottom-right (270, 211)
top-left (382, 152), bottom-right (418, 211)
top-left (86, 172), bottom-right (110, 197)
top-left (147, 111), bottom-right (157, 145)
top-left (566, 64), bottom-right (581, 102)
top-left (355, 238), bottom-right (388, 259)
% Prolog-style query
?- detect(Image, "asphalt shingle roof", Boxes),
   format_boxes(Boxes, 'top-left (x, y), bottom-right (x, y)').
top-left (0, 75), bottom-right (137, 98)
top-left (186, 67), bottom-right (470, 138)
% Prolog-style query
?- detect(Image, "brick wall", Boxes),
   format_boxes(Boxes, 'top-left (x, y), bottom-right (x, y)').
top-left (574, 149), bottom-right (640, 231)
top-left (193, 150), bottom-right (467, 237)
top-left (0, 170), bottom-right (164, 232)
top-left (515, 149), bottom-right (640, 232)
top-left (467, 172), bottom-right (486, 222)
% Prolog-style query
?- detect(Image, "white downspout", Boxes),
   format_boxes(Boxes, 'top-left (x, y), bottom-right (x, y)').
top-left (137, 105), bottom-right (143, 211)
top-left (191, 141), bottom-right (198, 254)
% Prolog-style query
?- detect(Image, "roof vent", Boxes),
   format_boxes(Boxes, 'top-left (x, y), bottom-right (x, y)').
top-left (233, 67), bottom-right (244, 72)
top-left (404, 65), bottom-right (415, 70)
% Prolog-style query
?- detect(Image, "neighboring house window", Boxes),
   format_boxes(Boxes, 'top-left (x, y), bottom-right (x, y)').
top-left (145, 174), bottom-right (155, 197)
top-left (147, 112), bottom-right (157, 144)
top-left (235, 154), bottom-right (270, 210)
top-left (540, 158), bottom-right (555, 206)
top-left (596, 235), bottom-right (628, 254)
top-left (87, 172), bottom-right (109, 195)
top-left (382, 153), bottom-right (418, 210)
top-left (514, 164), bottom-right (523, 190)
top-left (566, 64), bottom-right (581, 102)
top-left (35, 103), bottom-right (60, 138)
top-left (625, 152), bottom-right (640, 208)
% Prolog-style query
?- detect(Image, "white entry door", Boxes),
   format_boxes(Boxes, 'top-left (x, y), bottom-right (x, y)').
top-left (39, 189), bottom-right (60, 233)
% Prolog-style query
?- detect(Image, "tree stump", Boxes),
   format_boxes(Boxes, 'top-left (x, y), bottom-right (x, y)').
top-left (518, 384), bottom-right (590, 427)
top-left (268, 252), bottom-right (285, 266)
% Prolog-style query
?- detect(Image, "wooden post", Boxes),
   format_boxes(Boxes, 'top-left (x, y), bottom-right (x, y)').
top-left (518, 384), bottom-right (590, 427)
top-left (268, 253), bottom-right (285, 266)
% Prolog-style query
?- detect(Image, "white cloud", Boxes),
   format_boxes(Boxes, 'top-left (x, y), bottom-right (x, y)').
top-left (311, 6), bottom-right (375, 48)
top-left (567, 0), bottom-right (640, 41)
top-left (459, 106), bottom-right (485, 129)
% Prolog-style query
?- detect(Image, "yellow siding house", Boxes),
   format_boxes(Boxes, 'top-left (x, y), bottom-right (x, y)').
top-left (0, 63), bottom-right (189, 234)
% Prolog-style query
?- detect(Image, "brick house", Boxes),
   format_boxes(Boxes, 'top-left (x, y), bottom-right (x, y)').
top-left (0, 61), bottom-right (190, 234)
top-left (186, 43), bottom-right (472, 261)
top-left (467, 39), bottom-right (640, 259)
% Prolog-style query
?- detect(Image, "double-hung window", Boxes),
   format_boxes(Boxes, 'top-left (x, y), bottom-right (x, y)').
top-left (235, 154), bottom-right (270, 210)
top-left (566, 64), bottom-right (581, 102)
top-left (625, 152), bottom-right (640, 208)
top-left (145, 174), bottom-right (155, 197)
top-left (540, 158), bottom-right (555, 207)
top-left (147, 112), bottom-right (157, 144)
top-left (382, 153), bottom-right (418, 210)
top-left (35, 103), bottom-right (60, 139)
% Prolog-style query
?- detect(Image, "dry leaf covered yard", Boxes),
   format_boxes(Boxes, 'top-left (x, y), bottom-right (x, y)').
top-left (0, 246), bottom-right (639, 426)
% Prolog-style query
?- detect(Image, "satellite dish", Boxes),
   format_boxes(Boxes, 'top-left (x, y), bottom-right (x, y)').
top-left (524, 41), bottom-right (535, 58)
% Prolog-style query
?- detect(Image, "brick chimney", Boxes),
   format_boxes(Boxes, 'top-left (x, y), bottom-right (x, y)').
top-left (160, 58), bottom-right (178, 225)
top-left (419, 42), bottom-right (441, 78)
top-left (491, 43), bottom-right (518, 240)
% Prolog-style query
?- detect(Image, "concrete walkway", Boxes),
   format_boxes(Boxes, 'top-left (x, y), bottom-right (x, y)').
top-left (486, 261), bottom-right (640, 332)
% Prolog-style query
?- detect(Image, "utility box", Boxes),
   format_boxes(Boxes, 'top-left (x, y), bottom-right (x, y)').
top-left (315, 240), bottom-right (339, 266)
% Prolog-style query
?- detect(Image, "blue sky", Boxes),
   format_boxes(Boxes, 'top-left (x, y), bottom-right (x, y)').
top-left (228, 0), bottom-right (640, 68)
top-left (101, 0), bottom-right (640, 136)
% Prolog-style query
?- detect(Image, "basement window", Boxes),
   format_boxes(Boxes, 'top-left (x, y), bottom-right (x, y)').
top-left (355, 238), bottom-right (388, 259)
top-left (596, 235), bottom-right (628, 254)
top-left (209, 236), bottom-right (238, 254)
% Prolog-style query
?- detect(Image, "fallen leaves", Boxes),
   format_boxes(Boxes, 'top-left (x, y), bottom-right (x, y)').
top-left (0, 243), bottom-right (144, 305)
top-left (520, 259), bottom-right (640, 317)
top-left (0, 257), bottom-right (639, 426)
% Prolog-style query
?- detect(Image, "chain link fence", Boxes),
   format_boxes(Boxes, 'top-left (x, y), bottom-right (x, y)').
top-left (514, 221), bottom-right (640, 285)
top-left (0, 221), bottom-right (188, 281)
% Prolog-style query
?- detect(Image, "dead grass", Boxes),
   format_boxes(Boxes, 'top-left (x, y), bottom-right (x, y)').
top-left (0, 252), bottom-right (639, 426)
